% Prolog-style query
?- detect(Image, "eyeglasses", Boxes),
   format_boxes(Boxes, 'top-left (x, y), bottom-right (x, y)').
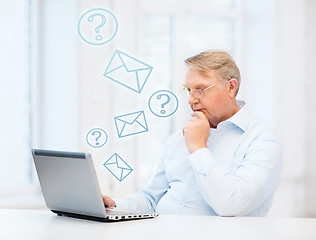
top-left (182, 81), bottom-right (221, 99)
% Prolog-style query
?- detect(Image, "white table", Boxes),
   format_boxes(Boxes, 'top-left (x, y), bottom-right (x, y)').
top-left (1, 209), bottom-right (316, 240)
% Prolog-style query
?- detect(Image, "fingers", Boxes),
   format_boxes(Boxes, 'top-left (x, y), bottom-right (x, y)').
top-left (184, 111), bottom-right (209, 136)
top-left (102, 195), bottom-right (116, 208)
top-left (190, 111), bottom-right (207, 120)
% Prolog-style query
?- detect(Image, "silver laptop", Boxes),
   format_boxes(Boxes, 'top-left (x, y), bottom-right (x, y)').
top-left (32, 149), bottom-right (158, 222)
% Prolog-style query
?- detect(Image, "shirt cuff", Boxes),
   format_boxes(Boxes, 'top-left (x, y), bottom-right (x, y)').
top-left (113, 197), bottom-right (130, 210)
top-left (188, 148), bottom-right (217, 175)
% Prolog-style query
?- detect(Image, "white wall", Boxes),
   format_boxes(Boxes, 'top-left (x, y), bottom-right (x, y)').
top-left (269, 0), bottom-right (316, 217)
top-left (304, 0), bottom-right (316, 217)
top-left (243, 0), bottom-right (276, 126)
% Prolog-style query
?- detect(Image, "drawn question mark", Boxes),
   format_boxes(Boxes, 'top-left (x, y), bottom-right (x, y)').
top-left (88, 13), bottom-right (106, 41)
top-left (157, 94), bottom-right (171, 114)
top-left (92, 130), bottom-right (101, 145)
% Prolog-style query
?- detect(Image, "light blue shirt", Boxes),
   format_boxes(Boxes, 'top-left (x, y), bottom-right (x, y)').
top-left (115, 102), bottom-right (282, 216)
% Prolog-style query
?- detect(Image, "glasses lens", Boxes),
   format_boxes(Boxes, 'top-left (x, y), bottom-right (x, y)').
top-left (192, 89), bottom-right (202, 98)
top-left (181, 88), bottom-right (203, 98)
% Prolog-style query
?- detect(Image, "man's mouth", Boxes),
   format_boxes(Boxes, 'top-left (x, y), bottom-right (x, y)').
top-left (192, 105), bottom-right (206, 113)
top-left (193, 108), bottom-right (206, 112)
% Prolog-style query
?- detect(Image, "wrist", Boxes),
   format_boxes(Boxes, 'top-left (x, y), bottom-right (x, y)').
top-left (188, 144), bottom-right (207, 154)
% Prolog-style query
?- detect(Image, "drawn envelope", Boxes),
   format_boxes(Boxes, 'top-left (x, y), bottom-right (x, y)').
top-left (104, 50), bottom-right (153, 94)
top-left (114, 110), bottom-right (148, 138)
top-left (103, 153), bottom-right (133, 182)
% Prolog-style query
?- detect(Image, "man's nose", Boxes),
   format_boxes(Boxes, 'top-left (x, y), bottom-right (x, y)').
top-left (188, 94), bottom-right (198, 105)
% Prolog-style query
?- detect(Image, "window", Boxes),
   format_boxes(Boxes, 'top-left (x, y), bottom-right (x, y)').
top-left (0, 1), bottom-right (32, 192)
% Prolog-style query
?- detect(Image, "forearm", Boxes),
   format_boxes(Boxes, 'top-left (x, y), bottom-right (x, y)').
top-left (115, 155), bottom-right (170, 212)
top-left (189, 146), bottom-right (282, 216)
top-left (114, 191), bottom-right (156, 212)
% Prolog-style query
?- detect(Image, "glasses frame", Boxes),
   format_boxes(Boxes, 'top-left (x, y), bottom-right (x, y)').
top-left (182, 81), bottom-right (222, 99)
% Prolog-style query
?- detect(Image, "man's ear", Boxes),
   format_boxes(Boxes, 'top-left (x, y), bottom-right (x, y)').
top-left (228, 78), bottom-right (238, 97)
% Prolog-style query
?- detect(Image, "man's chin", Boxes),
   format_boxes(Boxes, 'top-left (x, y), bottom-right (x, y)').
top-left (205, 114), bottom-right (217, 128)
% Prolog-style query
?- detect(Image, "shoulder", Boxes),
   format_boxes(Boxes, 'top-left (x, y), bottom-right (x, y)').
top-left (165, 129), bottom-right (185, 145)
top-left (244, 111), bottom-right (282, 158)
top-left (159, 129), bottom-right (189, 162)
top-left (233, 101), bottom-right (281, 144)
top-left (161, 129), bottom-right (188, 155)
top-left (247, 113), bottom-right (280, 143)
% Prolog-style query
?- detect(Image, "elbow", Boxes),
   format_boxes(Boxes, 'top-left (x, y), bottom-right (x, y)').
top-left (213, 206), bottom-right (246, 217)
top-left (210, 195), bottom-right (253, 217)
top-left (209, 183), bottom-right (265, 217)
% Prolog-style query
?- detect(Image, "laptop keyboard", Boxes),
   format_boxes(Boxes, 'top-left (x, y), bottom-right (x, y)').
top-left (105, 207), bottom-right (157, 220)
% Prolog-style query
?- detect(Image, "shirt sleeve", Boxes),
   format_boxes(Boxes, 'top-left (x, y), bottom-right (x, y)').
top-left (188, 133), bottom-right (282, 216)
top-left (114, 142), bottom-right (170, 212)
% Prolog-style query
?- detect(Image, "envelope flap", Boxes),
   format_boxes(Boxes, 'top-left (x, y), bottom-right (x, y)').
top-left (134, 112), bottom-right (147, 129)
top-left (115, 111), bottom-right (143, 125)
top-left (104, 154), bottom-right (118, 164)
top-left (118, 51), bottom-right (152, 72)
top-left (121, 168), bottom-right (133, 181)
top-left (136, 68), bottom-right (152, 92)
top-left (104, 50), bottom-right (124, 74)
top-left (116, 155), bottom-right (132, 169)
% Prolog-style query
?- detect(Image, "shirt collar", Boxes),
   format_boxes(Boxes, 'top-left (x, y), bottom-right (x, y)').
top-left (217, 100), bottom-right (250, 132)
